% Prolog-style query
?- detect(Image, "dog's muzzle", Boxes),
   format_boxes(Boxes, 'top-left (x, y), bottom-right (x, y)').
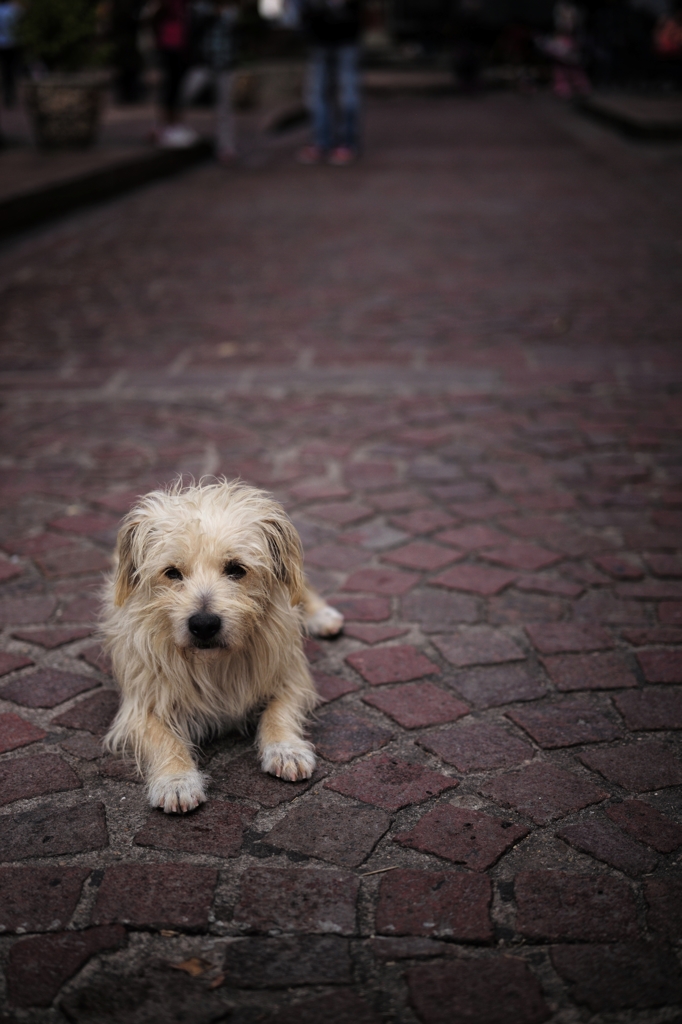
top-left (188, 611), bottom-right (222, 648)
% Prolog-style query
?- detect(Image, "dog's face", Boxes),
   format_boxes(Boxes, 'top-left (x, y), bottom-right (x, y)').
top-left (112, 482), bottom-right (304, 656)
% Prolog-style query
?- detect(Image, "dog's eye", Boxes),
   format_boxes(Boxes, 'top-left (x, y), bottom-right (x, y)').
top-left (164, 567), bottom-right (183, 581)
top-left (223, 561), bottom-right (246, 580)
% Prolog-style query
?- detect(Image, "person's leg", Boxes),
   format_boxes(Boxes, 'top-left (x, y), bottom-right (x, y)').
top-left (307, 47), bottom-right (331, 152)
top-left (337, 44), bottom-right (360, 152)
top-left (216, 69), bottom-right (236, 159)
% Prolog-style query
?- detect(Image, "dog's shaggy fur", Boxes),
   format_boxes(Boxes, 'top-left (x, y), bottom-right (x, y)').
top-left (101, 480), bottom-right (343, 813)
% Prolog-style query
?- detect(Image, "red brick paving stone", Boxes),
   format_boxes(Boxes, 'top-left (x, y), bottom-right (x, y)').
top-left (0, 712), bottom-right (46, 753)
top-left (325, 754), bottom-right (458, 811)
top-left (401, 588), bottom-right (478, 630)
top-left (371, 935), bottom-right (446, 959)
top-left (644, 877), bottom-right (682, 940)
top-left (481, 764), bottom-right (607, 825)
top-left (0, 562), bottom-right (22, 583)
top-left (345, 461), bottom-right (400, 491)
top-left (431, 565), bottom-right (517, 596)
top-left (481, 542), bottom-right (561, 572)
top-left (371, 490), bottom-right (429, 513)
top-left (48, 513), bottom-right (119, 535)
top-left (551, 943), bottom-right (682, 1012)
top-left (346, 645), bottom-right (440, 685)
top-left (0, 801), bottom-right (108, 860)
top-left (11, 626), bottom-right (93, 648)
top-left (515, 575), bottom-right (583, 598)
top-left (617, 580), bottom-right (682, 599)
top-left (57, 592), bottom-right (102, 623)
top-left (407, 956), bottom-right (551, 1024)
top-left (382, 541), bottom-right (461, 572)
top-left (419, 723), bottom-right (532, 771)
top-left (2, 533), bottom-right (75, 557)
top-left (52, 689), bottom-right (120, 734)
top-left (660, 602), bottom-right (682, 624)
top-left (525, 623), bottom-right (614, 655)
top-left (363, 681), bottom-right (469, 728)
top-left (390, 508), bottom-right (456, 534)
top-left (395, 805), bottom-right (529, 871)
top-left (432, 628), bottom-right (525, 669)
top-left (258, 992), bottom-right (381, 1024)
top-left (0, 595), bottom-right (56, 624)
top-left (313, 671), bottom-right (361, 702)
top-left (605, 798), bottom-right (682, 853)
top-left (0, 651), bottom-right (33, 676)
top-left (593, 554), bottom-right (644, 580)
top-left (0, 866), bottom-right (90, 932)
top-left (134, 801), bottom-right (257, 856)
top-left (556, 820), bottom-right (658, 876)
top-left (290, 482), bottom-right (351, 502)
top-left (636, 648), bottom-right (682, 683)
top-left (35, 547), bottom-right (112, 578)
top-left (622, 626), bottom-right (682, 645)
top-left (60, 732), bottom-right (104, 760)
top-left (92, 864), bottom-right (218, 930)
top-left (514, 871), bottom-right (639, 941)
top-left (0, 753), bottom-right (81, 807)
top-left (507, 700), bottom-right (623, 749)
top-left (541, 652), bottom-right (637, 692)
top-left (263, 797), bottom-right (390, 867)
top-left (613, 687), bottom-right (682, 730)
top-left (452, 664), bottom-right (548, 709)
top-left (78, 643), bottom-right (113, 675)
top-left (0, 668), bottom-right (99, 709)
top-left (578, 741), bottom-right (682, 790)
top-left (302, 637), bottom-right (324, 663)
top-left (307, 502), bottom-right (373, 526)
top-left (94, 490), bottom-right (140, 514)
top-left (310, 708), bottom-right (394, 762)
top-left (222, 935), bottom-right (352, 988)
top-left (233, 867), bottom-right (359, 935)
top-left (645, 553), bottom-right (682, 577)
top-left (342, 623), bottom-right (407, 644)
top-left (450, 498), bottom-right (517, 519)
top-left (342, 567), bottom-right (419, 596)
top-left (6, 925), bottom-right (126, 1008)
top-left (210, 750), bottom-right (327, 807)
top-left (376, 869), bottom-right (492, 939)
top-left (304, 544), bottom-right (367, 570)
top-left (329, 595), bottom-right (391, 622)
top-left (434, 524), bottom-right (509, 551)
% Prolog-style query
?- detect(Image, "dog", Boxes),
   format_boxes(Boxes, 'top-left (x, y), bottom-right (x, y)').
top-left (101, 479), bottom-right (343, 813)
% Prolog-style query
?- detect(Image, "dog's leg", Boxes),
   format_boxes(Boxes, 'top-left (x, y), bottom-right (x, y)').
top-left (257, 690), bottom-right (316, 782)
top-left (136, 712), bottom-right (207, 814)
top-left (302, 583), bottom-right (344, 638)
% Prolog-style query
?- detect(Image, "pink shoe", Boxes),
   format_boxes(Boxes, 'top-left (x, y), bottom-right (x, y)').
top-left (297, 145), bottom-right (323, 165)
top-left (328, 146), bottom-right (356, 166)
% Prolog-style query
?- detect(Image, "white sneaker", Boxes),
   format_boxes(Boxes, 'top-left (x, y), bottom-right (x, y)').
top-left (159, 124), bottom-right (199, 149)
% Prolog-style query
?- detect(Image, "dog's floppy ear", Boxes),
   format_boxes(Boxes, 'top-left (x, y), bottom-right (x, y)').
top-left (113, 514), bottom-right (141, 607)
top-left (263, 515), bottom-right (304, 605)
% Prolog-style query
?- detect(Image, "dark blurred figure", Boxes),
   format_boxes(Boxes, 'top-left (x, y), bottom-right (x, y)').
top-left (585, 0), bottom-right (657, 87)
top-left (297, 0), bottom-right (363, 165)
top-left (112, 0), bottom-right (144, 103)
top-left (0, 0), bottom-right (20, 108)
top-left (151, 0), bottom-right (198, 145)
top-left (452, 0), bottom-right (492, 92)
top-left (653, 3), bottom-right (682, 87)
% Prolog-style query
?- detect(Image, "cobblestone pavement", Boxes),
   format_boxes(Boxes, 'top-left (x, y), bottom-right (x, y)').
top-left (1, 93), bottom-right (682, 1024)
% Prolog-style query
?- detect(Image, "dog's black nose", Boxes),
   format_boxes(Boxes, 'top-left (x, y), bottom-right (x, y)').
top-left (188, 612), bottom-right (222, 641)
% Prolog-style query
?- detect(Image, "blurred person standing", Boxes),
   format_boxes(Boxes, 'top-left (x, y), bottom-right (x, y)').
top-left (202, 0), bottom-right (240, 163)
top-left (297, 0), bottom-right (363, 166)
top-left (148, 0), bottom-right (198, 145)
top-left (0, 0), bottom-right (20, 108)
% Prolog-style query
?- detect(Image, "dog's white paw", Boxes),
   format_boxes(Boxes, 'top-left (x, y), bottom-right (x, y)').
top-left (148, 769), bottom-right (207, 814)
top-left (261, 741), bottom-right (316, 782)
top-left (306, 603), bottom-right (344, 638)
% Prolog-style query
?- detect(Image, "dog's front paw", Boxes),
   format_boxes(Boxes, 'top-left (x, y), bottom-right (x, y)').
top-left (306, 603), bottom-right (344, 638)
top-left (261, 741), bottom-right (316, 782)
top-left (148, 769), bottom-right (207, 813)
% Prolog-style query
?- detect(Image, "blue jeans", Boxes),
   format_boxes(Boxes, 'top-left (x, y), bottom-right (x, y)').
top-left (307, 45), bottom-right (360, 151)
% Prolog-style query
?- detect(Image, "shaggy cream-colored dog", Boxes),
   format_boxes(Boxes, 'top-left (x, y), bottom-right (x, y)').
top-left (101, 480), bottom-right (343, 813)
